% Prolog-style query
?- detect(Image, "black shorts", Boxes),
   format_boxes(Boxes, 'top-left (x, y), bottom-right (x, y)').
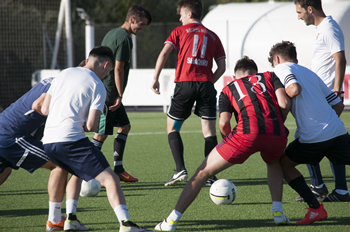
top-left (168, 81), bottom-right (217, 121)
top-left (285, 133), bottom-right (350, 166)
top-left (97, 103), bottom-right (130, 135)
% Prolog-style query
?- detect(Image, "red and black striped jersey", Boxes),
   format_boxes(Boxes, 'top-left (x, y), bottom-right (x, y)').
top-left (219, 71), bottom-right (288, 137)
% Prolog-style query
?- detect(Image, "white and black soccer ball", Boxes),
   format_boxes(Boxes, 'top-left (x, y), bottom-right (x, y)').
top-left (209, 179), bottom-right (237, 205)
top-left (80, 179), bottom-right (101, 197)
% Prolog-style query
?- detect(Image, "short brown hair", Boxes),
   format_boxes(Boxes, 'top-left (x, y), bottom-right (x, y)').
top-left (293, 0), bottom-right (323, 11)
top-left (126, 5), bottom-right (152, 25)
top-left (177, 0), bottom-right (203, 20)
top-left (268, 41), bottom-right (298, 66)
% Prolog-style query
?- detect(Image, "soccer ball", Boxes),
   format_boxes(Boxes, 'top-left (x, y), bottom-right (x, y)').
top-left (80, 179), bottom-right (101, 197)
top-left (209, 179), bottom-right (237, 205)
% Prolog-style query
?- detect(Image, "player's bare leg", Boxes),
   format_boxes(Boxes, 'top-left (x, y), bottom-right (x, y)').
top-left (267, 159), bottom-right (289, 225)
top-left (46, 165), bottom-right (68, 231)
top-left (64, 175), bottom-right (88, 231)
top-left (280, 154), bottom-right (327, 224)
top-left (156, 148), bottom-right (232, 230)
top-left (95, 167), bottom-right (127, 208)
top-left (175, 149), bottom-right (231, 213)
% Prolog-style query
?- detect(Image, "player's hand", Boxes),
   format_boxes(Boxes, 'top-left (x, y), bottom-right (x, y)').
top-left (109, 97), bottom-right (122, 112)
top-left (151, 80), bottom-right (160, 95)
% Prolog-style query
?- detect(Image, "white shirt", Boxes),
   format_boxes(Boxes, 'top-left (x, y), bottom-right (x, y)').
top-left (43, 67), bottom-right (106, 144)
top-left (311, 16), bottom-right (345, 89)
top-left (274, 62), bottom-right (346, 143)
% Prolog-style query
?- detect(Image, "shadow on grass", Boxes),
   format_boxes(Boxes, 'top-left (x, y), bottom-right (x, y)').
top-left (0, 207), bottom-right (103, 217)
top-left (86, 217), bottom-right (350, 231)
top-left (0, 189), bottom-right (47, 196)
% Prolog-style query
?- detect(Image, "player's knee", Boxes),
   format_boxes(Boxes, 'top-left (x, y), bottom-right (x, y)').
top-left (173, 120), bottom-right (183, 131)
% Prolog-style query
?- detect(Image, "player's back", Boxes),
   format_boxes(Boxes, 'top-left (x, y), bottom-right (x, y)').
top-left (43, 67), bottom-right (106, 144)
top-left (0, 78), bottom-right (53, 138)
top-left (221, 72), bottom-right (286, 137)
top-left (166, 22), bottom-right (226, 83)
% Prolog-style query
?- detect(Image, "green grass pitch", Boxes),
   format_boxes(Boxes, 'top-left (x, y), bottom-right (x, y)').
top-left (1, 111), bottom-right (350, 231)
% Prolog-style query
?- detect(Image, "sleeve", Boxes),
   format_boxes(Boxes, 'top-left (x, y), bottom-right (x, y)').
top-left (214, 34), bottom-right (226, 62)
top-left (218, 90), bottom-right (234, 114)
top-left (274, 64), bottom-right (298, 88)
top-left (319, 78), bottom-right (341, 106)
top-left (164, 28), bottom-right (178, 50)
top-left (90, 83), bottom-right (107, 113)
top-left (324, 26), bottom-right (345, 55)
top-left (115, 37), bottom-right (131, 62)
top-left (270, 72), bottom-right (285, 90)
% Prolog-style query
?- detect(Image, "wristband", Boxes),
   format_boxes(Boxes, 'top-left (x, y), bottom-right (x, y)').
top-left (333, 91), bottom-right (344, 97)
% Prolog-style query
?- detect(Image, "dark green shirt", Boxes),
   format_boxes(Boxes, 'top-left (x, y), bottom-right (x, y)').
top-left (101, 27), bottom-right (132, 105)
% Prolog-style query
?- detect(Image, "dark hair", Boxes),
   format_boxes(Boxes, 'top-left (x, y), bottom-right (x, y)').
top-left (268, 41), bottom-right (298, 66)
top-left (126, 5), bottom-right (152, 25)
top-left (88, 46), bottom-right (114, 65)
top-left (293, 0), bottom-right (323, 11)
top-left (177, 0), bottom-right (203, 20)
top-left (234, 56), bottom-right (258, 73)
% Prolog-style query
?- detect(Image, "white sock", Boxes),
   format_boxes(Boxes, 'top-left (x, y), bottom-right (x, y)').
top-left (48, 202), bottom-right (62, 224)
top-left (114, 205), bottom-right (130, 224)
top-left (315, 183), bottom-right (324, 188)
top-left (167, 209), bottom-right (182, 222)
top-left (272, 201), bottom-right (283, 214)
top-left (114, 161), bottom-right (123, 167)
top-left (66, 199), bottom-right (78, 214)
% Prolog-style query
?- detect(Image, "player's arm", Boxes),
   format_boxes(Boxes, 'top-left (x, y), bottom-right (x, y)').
top-left (285, 83), bottom-right (302, 98)
top-left (332, 101), bottom-right (344, 117)
top-left (40, 93), bottom-right (52, 116)
top-left (84, 109), bottom-right (102, 132)
top-left (32, 93), bottom-right (47, 116)
top-left (151, 43), bottom-right (173, 94)
top-left (332, 51), bottom-right (347, 97)
top-left (109, 60), bottom-right (124, 112)
top-left (275, 88), bottom-right (291, 121)
top-left (218, 91), bottom-right (234, 138)
top-left (219, 112), bottom-right (232, 138)
top-left (213, 58), bottom-right (226, 84)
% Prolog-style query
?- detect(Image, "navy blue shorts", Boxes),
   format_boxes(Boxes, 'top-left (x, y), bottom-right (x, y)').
top-left (0, 134), bottom-right (49, 174)
top-left (43, 137), bottom-right (110, 181)
top-left (168, 81), bottom-right (217, 121)
top-left (285, 133), bottom-right (350, 166)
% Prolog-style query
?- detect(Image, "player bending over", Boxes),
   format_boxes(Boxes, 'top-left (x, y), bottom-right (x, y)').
top-left (0, 76), bottom-right (87, 231)
top-left (154, 56), bottom-right (291, 230)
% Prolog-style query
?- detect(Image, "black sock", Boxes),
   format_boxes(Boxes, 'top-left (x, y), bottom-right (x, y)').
top-left (204, 135), bottom-right (217, 157)
top-left (114, 133), bottom-right (127, 173)
top-left (289, 175), bottom-right (320, 209)
top-left (67, 213), bottom-right (77, 220)
top-left (168, 131), bottom-right (185, 172)
top-left (91, 138), bottom-right (103, 150)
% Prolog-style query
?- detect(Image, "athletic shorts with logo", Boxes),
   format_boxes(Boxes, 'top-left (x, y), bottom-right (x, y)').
top-left (97, 103), bottom-right (130, 135)
top-left (43, 137), bottom-right (110, 181)
top-left (285, 133), bottom-right (350, 165)
top-left (216, 132), bottom-right (287, 164)
top-left (168, 81), bottom-right (217, 121)
top-left (0, 134), bottom-right (49, 174)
